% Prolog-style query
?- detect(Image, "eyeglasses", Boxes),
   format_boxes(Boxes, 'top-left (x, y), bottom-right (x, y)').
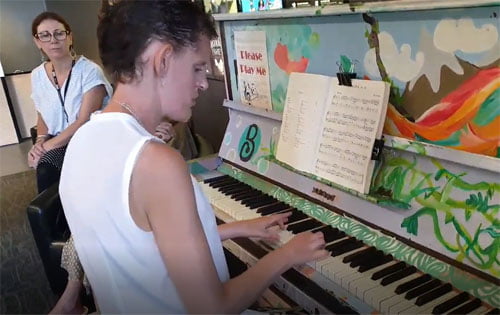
top-left (35, 29), bottom-right (69, 42)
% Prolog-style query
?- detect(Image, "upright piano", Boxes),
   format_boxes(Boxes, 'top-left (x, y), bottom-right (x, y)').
top-left (191, 0), bottom-right (499, 313)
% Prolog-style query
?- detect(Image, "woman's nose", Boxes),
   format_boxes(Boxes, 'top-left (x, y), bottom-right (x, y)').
top-left (198, 77), bottom-right (209, 91)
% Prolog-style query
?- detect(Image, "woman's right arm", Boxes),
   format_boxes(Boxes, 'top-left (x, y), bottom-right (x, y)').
top-left (27, 113), bottom-right (49, 167)
top-left (132, 142), bottom-right (328, 314)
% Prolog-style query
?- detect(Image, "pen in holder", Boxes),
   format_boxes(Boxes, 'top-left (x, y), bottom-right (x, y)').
top-left (337, 72), bottom-right (356, 86)
top-left (336, 56), bottom-right (357, 86)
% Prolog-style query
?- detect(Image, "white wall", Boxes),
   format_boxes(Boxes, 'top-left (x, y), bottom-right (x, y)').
top-left (4, 73), bottom-right (37, 138)
top-left (0, 0), bottom-right (47, 74)
top-left (45, 0), bottom-right (102, 67)
top-left (0, 61), bottom-right (19, 146)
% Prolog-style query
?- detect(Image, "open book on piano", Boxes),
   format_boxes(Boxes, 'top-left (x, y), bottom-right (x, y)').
top-left (276, 72), bottom-right (390, 194)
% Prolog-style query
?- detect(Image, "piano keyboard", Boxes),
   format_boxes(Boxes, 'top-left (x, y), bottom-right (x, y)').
top-left (200, 175), bottom-right (499, 314)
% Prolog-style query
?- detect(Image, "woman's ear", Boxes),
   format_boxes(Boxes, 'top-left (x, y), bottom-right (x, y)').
top-left (154, 43), bottom-right (174, 77)
top-left (33, 37), bottom-right (42, 50)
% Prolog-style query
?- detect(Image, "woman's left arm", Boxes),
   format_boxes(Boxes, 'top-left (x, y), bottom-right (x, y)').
top-left (42, 85), bottom-right (106, 151)
top-left (217, 211), bottom-right (291, 241)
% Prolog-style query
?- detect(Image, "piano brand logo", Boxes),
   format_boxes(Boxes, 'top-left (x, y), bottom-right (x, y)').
top-left (238, 124), bottom-right (261, 162)
top-left (312, 187), bottom-right (336, 202)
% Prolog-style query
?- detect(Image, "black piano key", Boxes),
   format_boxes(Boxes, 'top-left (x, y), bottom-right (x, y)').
top-left (233, 190), bottom-right (262, 201)
top-left (415, 283), bottom-right (453, 306)
top-left (227, 188), bottom-right (257, 198)
top-left (203, 175), bottom-right (229, 184)
top-left (240, 194), bottom-right (267, 204)
top-left (326, 237), bottom-right (353, 251)
top-left (288, 219), bottom-right (324, 234)
top-left (221, 185), bottom-right (250, 195)
top-left (325, 237), bottom-right (363, 256)
top-left (354, 249), bottom-right (385, 267)
top-left (432, 291), bottom-right (470, 314)
top-left (230, 235), bottom-right (357, 314)
top-left (259, 205), bottom-right (293, 216)
top-left (485, 308), bottom-right (499, 315)
top-left (249, 198), bottom-right (279, 209)
top-left (257, 202), bottom-right (290, 214)
top-left (380, 266), bottom-right (417, 286)
top-left (395, 273), bottom-right (432, 294)
top-left (405, 279), bottom-right (442, 300)
top-left (350, 249), bottom-right (381, 268)
top-left (243, 195), bottom-right (275, 207)
top-left (448, 298), bottom-right (482, 314)
top-left (210, 178), bottom-right (237, 188)
top-left (371, 261), bottom-right (406, 280)
top-left (331, 240), bottom-right (363, 257)
top-left (358, 253), bottom-right (393, 272)
top-left (216, 182), bottom-right (241, 191)
top-left (230, 189), bottom-right (256, 199)
top-left (286, 210), bottom-right (309, 223)
top-left (281, 269), bottom-right (357, 314)
top-left (342, 247), bottom-right (376, 264)
top-left (312, 226), bottom-right (345, 243)
top-left (218, 181), bottom-right (246, 190)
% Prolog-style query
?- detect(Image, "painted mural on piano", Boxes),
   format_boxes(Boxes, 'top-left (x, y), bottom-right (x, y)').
top-left (224, 4), bottom-right (499, 279)
top-left (229, 6), bottom-right (499, 157)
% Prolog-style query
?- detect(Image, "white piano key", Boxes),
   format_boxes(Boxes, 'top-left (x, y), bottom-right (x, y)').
top-left (337, 251), bottom-right (385, 288)
top-left (336, 257), bottom-right (395, 289)
top-left (375, 273), bottom-right (424, 313)
top-left (351, 270), bottom-right (420, 309)
top-left (305, 240), bottom-right (353, 269)
top-left (388, 295), bottom-right (420, 314)
top-left (277, 229), bottom-right (295, 245)
top-left (360, 261), bottom-right (410, 307)
top-left (402, 290), bottom-right (459, 314)
top-left (474, 306), bottom-right (492, 314)
top-left (200, 183), bottom-right (227, 202)
top-left (318, 246), bottom-right (366, 281)
top-left (365, 276), bottom-right (408, 310)
top-left (309, 255), bottom-right (335, 270)
top-left (382, 282), bottom-right (425, 314)
top-left (349, 266), bottom-right (401, 300)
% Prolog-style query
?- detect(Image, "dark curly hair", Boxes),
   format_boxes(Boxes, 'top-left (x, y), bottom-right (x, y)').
top-left (98, 0), bottom-right (217, 83)
top-left (32, 11), bottom-right (72, 36)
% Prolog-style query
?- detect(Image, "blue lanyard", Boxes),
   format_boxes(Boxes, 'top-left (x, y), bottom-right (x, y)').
top-left (51, 59), bottom-right (75, 123)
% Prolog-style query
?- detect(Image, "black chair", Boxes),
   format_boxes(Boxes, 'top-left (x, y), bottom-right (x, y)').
top-left (26, 181), bottom-right (70, 295)
top-left (30, 126), bottom-right (38, 144)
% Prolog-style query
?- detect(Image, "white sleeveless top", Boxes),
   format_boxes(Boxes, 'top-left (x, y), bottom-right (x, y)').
top-left (59, 112), bottom-right (229, 313)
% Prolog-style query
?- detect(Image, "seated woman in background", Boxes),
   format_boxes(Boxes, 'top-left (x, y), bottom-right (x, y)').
top-left (59, 0), bottom-right (328, 313)
top-left (28, 11), bottom-right (112, 193)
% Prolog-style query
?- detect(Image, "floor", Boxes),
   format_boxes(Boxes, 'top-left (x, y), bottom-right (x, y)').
top-left (0, 139), bottom-right (57, 313)
top-left (0, 139), bottom-right (32, 177)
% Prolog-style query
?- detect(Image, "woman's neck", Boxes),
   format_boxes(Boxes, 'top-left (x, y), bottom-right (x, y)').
top-left (107, 84), bottom-right (163, 135)
top-left (51, 55), bottom-right (74, 73)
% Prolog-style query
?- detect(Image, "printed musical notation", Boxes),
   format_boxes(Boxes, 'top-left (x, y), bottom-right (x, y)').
top-left (277, 74), bottom-right (332, 170)
top-left (276, 72), bottom-right (389, 194)
top-left (313, 81), bottom-right (388, 193)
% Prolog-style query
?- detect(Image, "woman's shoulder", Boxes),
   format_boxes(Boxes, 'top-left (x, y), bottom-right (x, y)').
top-left (75, 56), bottom-right (104, 72)
top-left (31, 62), bottom-right (47, 77)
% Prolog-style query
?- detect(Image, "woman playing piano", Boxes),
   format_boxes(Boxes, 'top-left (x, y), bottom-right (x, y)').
top-left (59, 0), bottom-right (328, 313)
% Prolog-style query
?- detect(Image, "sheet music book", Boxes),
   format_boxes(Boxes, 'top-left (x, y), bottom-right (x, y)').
top-left (234, 30), bottom-right (272, 110)
top-left (276, 72), bottom-right (390, 194)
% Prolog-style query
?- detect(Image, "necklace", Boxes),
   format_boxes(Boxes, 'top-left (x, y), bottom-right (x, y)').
top-left (113, 99), bottom-right (145, 128)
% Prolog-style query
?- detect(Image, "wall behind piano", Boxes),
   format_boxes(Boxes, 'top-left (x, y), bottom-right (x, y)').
top-left (225, 5), bottom-right (500, 158)
top-left (220, 3), bottom-right (499, 279)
